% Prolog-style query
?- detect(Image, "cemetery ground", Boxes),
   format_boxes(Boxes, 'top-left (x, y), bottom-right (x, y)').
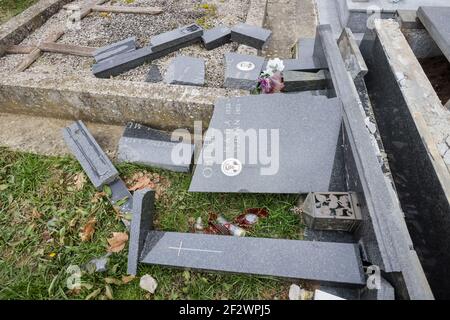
top-left (0, 147), bottom-right (303, 299)
top-left (0, 0), bottom-right (305, 300)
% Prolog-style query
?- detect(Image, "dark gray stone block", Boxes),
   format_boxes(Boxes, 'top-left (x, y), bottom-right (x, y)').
top-left (189, 93), bottom-right (343, 193)
top-left (145, 64), bottom-right (162, 83)
top-left (282, 58), bottom-right (327, 72)
top-left (117, 122), bottom-right (194, 173)
top-left (93, 41), bottom-right (201, 78)
top-left (202, 25), bottom-right (231, 50)
top-left (150, 24), bottom-right (204, 53)
top-left (283, 70), bottom-right (328, 92)
top-left (164, 56), bottom-right (205, 86)
top-left (140, 231), bottom-right (365, 286)
top-left (63, 121), bottom-right (119, 190)
top-left (127, 189), bottom-right (155, 275)
top-left (231, 23), bottom-right (271, 50)
top-left (417, 6), bottom-right (450, 63)
top-left (94, 37), bottom-right (136, 63)
top-left (224, 53), bottom-right (265, 90)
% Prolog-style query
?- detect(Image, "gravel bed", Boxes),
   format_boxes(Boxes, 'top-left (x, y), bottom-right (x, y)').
top-left (9, 0), bottom-right (250, 88)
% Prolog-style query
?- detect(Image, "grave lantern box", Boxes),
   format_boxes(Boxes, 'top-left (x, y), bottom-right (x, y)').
top-left (301, 192), bottom-right (362, 232)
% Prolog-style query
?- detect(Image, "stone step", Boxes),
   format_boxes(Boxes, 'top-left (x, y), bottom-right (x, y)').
top-left (140, 230), bottom-right (366, 286)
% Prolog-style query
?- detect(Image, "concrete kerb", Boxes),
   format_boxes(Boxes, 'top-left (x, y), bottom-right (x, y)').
top-left (0, 0), bottom-right (257, 130)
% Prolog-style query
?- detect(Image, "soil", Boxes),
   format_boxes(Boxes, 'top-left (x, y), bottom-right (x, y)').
top-left (419, 55), bottom-right (450, 108)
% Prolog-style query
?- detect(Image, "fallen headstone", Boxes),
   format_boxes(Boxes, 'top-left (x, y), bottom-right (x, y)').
top-left (189, 93), bottom-right (344, 193)
top-left (145, 64), bottom-right (163, 83)
top-left (164, 56), bottom-right (205, 86)
top-left (224, 52), bottom-right (265, 90)
top-left (231, 23), bottom-right (271, 49)
top-left (283, 70), bottom-right (328, 92)
top-left (94, 37), bottom-right (136, 63)
top-left (150, 24), bottom-right (204, 52)
top-left (117, 122), bottom-right (194, 173)
top-left (63, 121), bottom-right (133, 218)
top-left (62, 121), bottom-right (118, 190)
top-left (202, 25), bottom-right (231, 50)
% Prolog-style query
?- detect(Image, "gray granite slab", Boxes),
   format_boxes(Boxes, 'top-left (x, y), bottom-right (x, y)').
top-left (94, 37), bottom-right (136, 63)
top-left (145, 64), bottom-right (163, 83)
top-left (117, 122), bottom-right (193, 173)
top-left (202, 25), bottom-right (231, 50)
top-left (140, 231), bottom-right (365, 286)
top-left (93, 41), bottom-right (199, 78)
top-left (189, 93), bottom-right (343, 193)
top-left (150, 24), bottom-right (203, 52)
top-left (62, 121), bottom-right (119, 190)
top-left (282, 58), bottom-right (327, 72)
top-left (417, 6), bottom-right (450, 63)
top-left (164, 56), bottom-right (205, 86)
top-left (283, 70), bottom-right (328, 92)
top-left (231, 23), bottom-right (271, 50)
top-left (224, 53), bottom-right (265, 90)
top-left (127, 189), bottom-right (155, 275)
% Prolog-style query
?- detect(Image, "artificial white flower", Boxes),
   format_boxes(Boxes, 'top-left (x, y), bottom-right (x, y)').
top-left (266, 58), bottom-right (285, 74)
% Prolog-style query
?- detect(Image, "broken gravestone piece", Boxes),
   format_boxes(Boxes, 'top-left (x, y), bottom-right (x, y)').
top-left (231, 23), bottom-right (271, 50)
top-left (301, 192), bottom-right (362, 232)
top-left (164, 56), bottom-right (205, 86)
top-left (117, 122), bottom-right (194, 173)
top-left (189, 93), bottom-right (344, 193)
top-left (94, 37), bottom-right (137, 63)
top-left (62, 121), bottom-right (119, 190)
top-left (145, 64), bottom-right (163, 83)
top-left (63, 121), bottom-right (133, 218)
top-left (150, 24), bottom-right (204, 52)
top-left (202, 25), bottom-right (231, 50)
top-left (224, 53), bottom-right (265, 90)
top-left (283, 70), bottom-right (328, 92)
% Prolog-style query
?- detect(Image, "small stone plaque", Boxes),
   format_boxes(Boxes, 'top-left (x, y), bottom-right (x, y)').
top-left (224, 53), bottom-right (265, 90)
top-left (202, 25), bottom-right (232, 50)
top-left (164, 56), bottom-right (205, 86)
top-left (231, 23), bottom-right (271, 49)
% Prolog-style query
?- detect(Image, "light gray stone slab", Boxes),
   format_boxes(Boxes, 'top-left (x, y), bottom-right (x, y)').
top-left (283, 70), bottom-right (328, 92)
top-left (150, 24), bottom-right (203, 52)
top-left (224, 53), bottom-right (265, 90)
top-left (94, 37), bottom-right (136, 63)
top-left (117, 122), bottom-right (193, 173)
top-left (231, 23), bottom-right (271, 49)
top-left (63, 121), bottom-right (119, 190)
top-left (202, 25), bottom-right (231, 50)
top-left (140, 231), bottom-right (365, 286)
top-left (164, 56), bottom-right (205, 86)
top-left (417, 6), bottom-right (450, 63)
top-left (189, 93), bottom-right (343, 193)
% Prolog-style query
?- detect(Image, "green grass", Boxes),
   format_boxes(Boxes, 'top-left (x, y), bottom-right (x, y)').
top-left (0, 147), bottom-right (304, 300)
top-left (0, 0), bottom-right (39, 23)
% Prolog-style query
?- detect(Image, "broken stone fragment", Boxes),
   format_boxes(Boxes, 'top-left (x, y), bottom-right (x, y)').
top-left (283, 70), bottom-right (328, 92)
top-left (164, 56), bottom-right (205, 86)
top-left (231, 23), bottom-right (271, 50)
top-left (202, 25), bottom-right (231, 50)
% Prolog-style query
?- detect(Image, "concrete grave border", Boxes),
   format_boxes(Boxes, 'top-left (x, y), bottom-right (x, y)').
top-left (0, 0), bottom-right (268, 130)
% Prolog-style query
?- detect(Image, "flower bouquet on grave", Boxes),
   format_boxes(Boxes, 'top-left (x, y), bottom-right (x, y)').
top-left (256, 58), bottom-right (285, 94)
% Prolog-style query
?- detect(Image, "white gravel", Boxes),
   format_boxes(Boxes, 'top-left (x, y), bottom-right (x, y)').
top-left (8, 0), bottom-right (250, 88)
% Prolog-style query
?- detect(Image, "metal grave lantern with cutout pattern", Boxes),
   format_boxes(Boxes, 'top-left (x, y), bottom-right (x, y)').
top-left (301, 192), bottom-right (362, 232)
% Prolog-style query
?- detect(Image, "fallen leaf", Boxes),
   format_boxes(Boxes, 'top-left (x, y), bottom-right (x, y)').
top-left (104, 284), bottom-right (114, 300)
top-left (85, 288), bottom-right (102, 300)
top-left (107, 232), bottom-right (128, 253)
top-left (122, 275), bottom-right (135, 284)
top-left (91, 192), bottom-right (106, 203)
top-left (31, 208), bottom-right (42, 219)
top-left (105, 277), bottom-right (122, 286)
top-left (48, 252), bottom-right (57, 258)
top-left (80, 218), bottom-right (96, 242)
top-left (0, 184), bottom-right (8, 191)
top-left (73, 172), bottom-right (86, 191)
top-left (139, 274), bottom-right (158, 294)
top-left (129, 176), bottom-right (156, 191)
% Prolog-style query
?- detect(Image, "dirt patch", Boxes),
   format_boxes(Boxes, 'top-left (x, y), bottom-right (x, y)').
top-left (419, 55), bottom-right (450, 107)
